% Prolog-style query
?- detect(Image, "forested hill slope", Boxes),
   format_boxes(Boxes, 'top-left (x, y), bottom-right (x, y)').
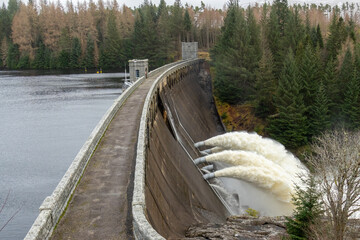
top-left (211, 0), bottom-right (360, 149)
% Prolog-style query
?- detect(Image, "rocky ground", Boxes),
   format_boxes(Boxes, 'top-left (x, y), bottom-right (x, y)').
top-left (182, 215), bottom-right (360, 240)
top-left (183, 216), bottom-right (288, 240)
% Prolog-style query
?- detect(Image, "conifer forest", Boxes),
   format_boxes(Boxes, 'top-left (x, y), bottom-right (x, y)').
top-left (1, 0), bottom-right (360, 148)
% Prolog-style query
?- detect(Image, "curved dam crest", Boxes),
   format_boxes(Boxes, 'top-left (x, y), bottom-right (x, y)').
top-left (26, 59), bottom-right (230, 239)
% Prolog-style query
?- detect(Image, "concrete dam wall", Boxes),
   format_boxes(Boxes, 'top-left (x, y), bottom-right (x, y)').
top-left (26, 59), bottom-right (229, 239)
top-left (133, 59), bottom-right (230, 239)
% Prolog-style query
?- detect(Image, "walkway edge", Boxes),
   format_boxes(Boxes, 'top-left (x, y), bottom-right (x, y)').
top-left (132, 59), bottom-right (200, 240)
top-left (24, 64), bottom-right (171, 240)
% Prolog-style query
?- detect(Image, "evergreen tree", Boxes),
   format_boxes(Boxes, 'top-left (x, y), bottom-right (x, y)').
top-left (286, 176), bottom-right (323, 240)
top-left (325, 14), bottom-right (347, 61)
top-left (183, 9), bottom-right (192, 42)
top-left (17, 54), bottom-right (30, 69)
top-left (132, 3), bottom-right (163, 68)
top-left (7, 0), bottom-right (19, 18)
top-left (266, 5), bottom-right (282, 78)
top-left (0, 4), bottom-right (11, 41)
top-left (7, 42), bottom-right (19, 69)
top-left (316, 24), bottom-right (324, 48)
top-left (70, 38), bottom-right (81, 68)
top-left (58, 50), bottom-right (70, 69)
top-left (298, 45), bottom-right (322, 137)
top-left (254, 46), bottom-right (276, 118)
top-left (156, 0), bottom-right (172, 65)
top-left (341, 69), bottom-right (360, 129)
top-left (338, 48), bottom-right (354, 100)
top-left (283, 6), bottom-right (304, 52)
top-left (311, 81), bottom-right (330, 136)
top-left (83, 34), bottom-right (95, 68)
top-left (211, 1), bottom-right (258, 104)
top-left (323, 59), bottom-right (341, 123)
top-left (268, 49), bottom-right (308, 148)
top-left (246, 5), bottom-right (261, 67)
top-left (100, 8), bottom-right (123, 69)
top-left (273, 0), bottom-right (288, 37)
top-left (170, 0), bottom-right (183, 53)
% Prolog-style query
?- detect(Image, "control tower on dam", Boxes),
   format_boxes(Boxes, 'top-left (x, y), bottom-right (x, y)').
top-left (25, 58), bottom-right (230, 240)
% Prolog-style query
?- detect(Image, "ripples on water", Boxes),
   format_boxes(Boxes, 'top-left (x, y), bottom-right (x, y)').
top-left (0, 70), bottom-right (125, 239)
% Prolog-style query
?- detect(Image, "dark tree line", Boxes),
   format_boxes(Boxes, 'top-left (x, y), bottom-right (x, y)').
top-left (0, 0), bottom-right (224, 70)
top-left (211, 0), bottom-right (360, 148)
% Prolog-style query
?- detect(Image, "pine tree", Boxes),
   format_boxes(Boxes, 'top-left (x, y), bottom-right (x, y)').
top-left (33, 40), bottom-right (50, 69)
top-left (338, 48), bottom-right (354, 100)
top-left (7, 0), bottom-right (19, 18)
top-left (323, 59), bottom-right (338, 112)
top-left (17, 54), bottom-right (30, 69)
top-left (273, 0), bottom-right (288, 37)
top-left (58, 50), bottom-right (70, 69)
top-left (156, 0), bottom-right (172, 65)
top-left (316, 24), bottom-right (324, 48)
top-left (254, 46), bottom-right (276, 118)
top-left (298, 45), bottom-right (322, 136)
top-left (283, 6), bottom-right (304, 52)
top-left (170, 0), bottom-right (183, 53)
top-left (0, 4), bottom-right (11, 41)
top-left (70, 37), bottom-right (81, 68)
top-left (311, 81), bottom-right (330, 136)
top-left (246, 5), bottom-right (261, 69)
top-left (183, 9), bottom-right (191, 42)
top-left (341, 69), bottom-right (360, 129)
top-left (7, 42), bottom-right (19, 69)
top-left (266, 5), bottom-right (282, 78)
top-left (268, 49), bottom-right (308, 148)
top-left (326, 14), bottom-right (347, 61)
top-left (211, 1), bottom-right (258, 104)
top-left (83, 34), bottom-right (95, 68)
top-left (286, 176), bottom-right (323, 240)
top-left (100, 8), bottom-right (123, 69)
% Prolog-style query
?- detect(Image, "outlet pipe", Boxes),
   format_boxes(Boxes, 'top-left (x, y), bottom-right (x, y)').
top-left (194, 141), bottom-right (205, 148)
top-left (194, 157), bottom-right (206, 165)
top-left (201, 164), bottom-right (214, 171)
top-left (203, 173), bottom-right (215, 180)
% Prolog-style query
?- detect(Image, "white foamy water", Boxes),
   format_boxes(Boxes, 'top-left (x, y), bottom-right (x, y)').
top-left (201, 131), bottom-right (308, 185)
top-left (203, 150), bottom-right (295, 202)
top-left (214, 165), bottom-right (293, 202)
top-left (195, 131), bottom-right (310, 216)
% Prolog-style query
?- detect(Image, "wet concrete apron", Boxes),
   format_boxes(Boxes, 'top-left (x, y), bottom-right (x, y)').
top-left (51, 73), bottom-right (161, 240)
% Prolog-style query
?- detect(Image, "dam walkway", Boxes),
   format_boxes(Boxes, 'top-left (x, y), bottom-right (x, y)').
top-left (26, 59), bottom-right (229, 240)
top-left (50, 69), bottom-right (163, 239)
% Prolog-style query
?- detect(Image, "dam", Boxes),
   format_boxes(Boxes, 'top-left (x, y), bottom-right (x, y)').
top-left (25, 58), bottom-right (231, 239)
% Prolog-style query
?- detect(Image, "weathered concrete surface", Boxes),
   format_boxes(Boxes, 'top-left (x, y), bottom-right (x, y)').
top-left (50, 71), bottom-right (163, 240)
top-left (144, 61), bottom-right (229, 238)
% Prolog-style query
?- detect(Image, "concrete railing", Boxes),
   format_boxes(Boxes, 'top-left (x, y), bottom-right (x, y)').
top-left (132, 59), bottom-right (200, 240)
top-left (24, 61), bottom-right (181, 240)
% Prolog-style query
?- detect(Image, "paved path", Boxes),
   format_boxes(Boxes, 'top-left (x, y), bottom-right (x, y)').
top-left (51, 72), bottom-right (161, 240)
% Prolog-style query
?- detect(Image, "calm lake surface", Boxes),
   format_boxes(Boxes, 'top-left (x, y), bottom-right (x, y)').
top-left (0, 70), bottom-right (125, 239)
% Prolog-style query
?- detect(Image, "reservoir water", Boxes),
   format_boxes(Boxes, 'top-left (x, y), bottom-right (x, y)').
top-left (0, 70), bottom-right (125, 239)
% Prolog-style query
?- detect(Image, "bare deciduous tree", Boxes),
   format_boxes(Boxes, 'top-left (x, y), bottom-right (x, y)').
top-left (307, 129), bottom-right (360, 240)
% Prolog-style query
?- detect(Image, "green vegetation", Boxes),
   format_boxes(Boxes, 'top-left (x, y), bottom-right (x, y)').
top-left (285, 176), bottom-right (323, 240)
top-left (211, 0), bottom-right (360, 148)
top-left (245, 208), bottom-right (259, 217)
top-left (0, 0), bottom-right (224, 70)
